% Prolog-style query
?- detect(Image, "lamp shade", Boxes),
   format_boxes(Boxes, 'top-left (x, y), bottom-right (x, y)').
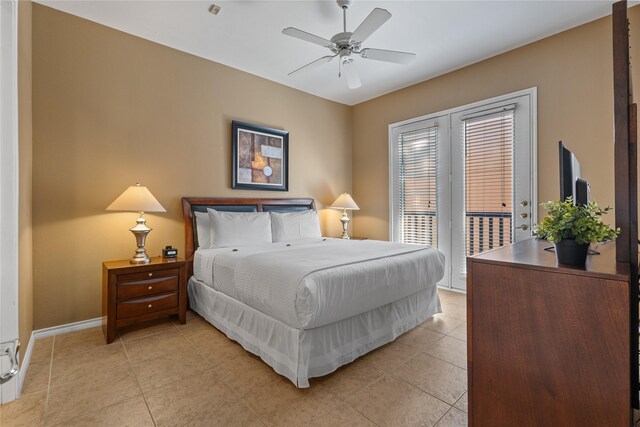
top-left (106, 183), bottom-right (166, 213)
top-left (331, 193), bottom-right (359, 210)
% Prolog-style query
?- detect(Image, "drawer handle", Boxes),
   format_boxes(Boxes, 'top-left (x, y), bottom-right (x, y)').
top-left (148, 273), bottom-right (153, 277)
top-left (148, 286), bottom-right (153, 290)
top-left (148, 304), bottom-right (153, 308)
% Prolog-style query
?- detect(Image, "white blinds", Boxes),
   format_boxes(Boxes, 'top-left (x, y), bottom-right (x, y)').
top-left (463, 110), bottom-right (514, 257)
top-left (398, 126), bottom-right (438, 246)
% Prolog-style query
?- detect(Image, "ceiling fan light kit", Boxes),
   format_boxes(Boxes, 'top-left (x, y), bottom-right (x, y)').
top-left (283, 0), bottom-right (416, 89)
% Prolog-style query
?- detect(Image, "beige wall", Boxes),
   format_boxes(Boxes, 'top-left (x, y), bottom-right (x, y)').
top-left (352, 7), bottom-right (640, 240)
top-left (31, 3), bottom-right (639, 329)
top-left (32, 4), bottom-right (352, 329)
top-left (18, 0), bottom-right (33, 361)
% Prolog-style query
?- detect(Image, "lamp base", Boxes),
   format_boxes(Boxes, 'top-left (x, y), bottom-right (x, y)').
top-left (340, 210), bottom-right (351, 239)
top-left (129, 213), bottom-right (151, 264)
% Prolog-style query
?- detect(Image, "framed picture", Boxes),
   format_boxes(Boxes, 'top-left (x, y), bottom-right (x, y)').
top-left (232, 121), bottom-right (289, 191)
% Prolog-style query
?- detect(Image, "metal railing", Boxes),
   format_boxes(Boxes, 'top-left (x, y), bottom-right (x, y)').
top-left (466, 211), bottom-right (512, 255)
top-left (401, 210), bottom-right (513, 254)
top-left (401, 211), bottom-right (437, 246)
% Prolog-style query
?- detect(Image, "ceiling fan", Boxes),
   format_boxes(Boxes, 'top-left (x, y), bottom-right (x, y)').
top-left (282, 0), bottom-right (416, 89)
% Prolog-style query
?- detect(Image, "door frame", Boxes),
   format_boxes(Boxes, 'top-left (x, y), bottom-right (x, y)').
top-left (388, 87), bottom-right (537, 290)
top-left (0, 0), bottom-right (21, 403)
top-left (389, 114), bottom-right (452, 286)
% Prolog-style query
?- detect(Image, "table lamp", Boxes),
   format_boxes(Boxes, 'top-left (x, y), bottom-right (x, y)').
top-left (106, 183), bottom-right (166, 264)
top-left (330, 193), bottom-right (360, 239)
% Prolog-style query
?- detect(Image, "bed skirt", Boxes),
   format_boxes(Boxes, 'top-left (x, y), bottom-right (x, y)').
top-left (188, 277), bottom-right (442, 387)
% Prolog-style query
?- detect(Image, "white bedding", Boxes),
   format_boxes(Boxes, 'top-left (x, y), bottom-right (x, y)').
top-left (189, 276), bottom-right (441, 387)
top-left (194, 238), bottom-right (445, 329)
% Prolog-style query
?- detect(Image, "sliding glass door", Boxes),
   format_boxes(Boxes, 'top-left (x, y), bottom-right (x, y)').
top-left (390, 89), bottom-right (536, 290)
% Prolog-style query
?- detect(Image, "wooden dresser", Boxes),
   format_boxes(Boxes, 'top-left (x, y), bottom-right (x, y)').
top-left (467, 239), bottom-right (634, 426)
top-left (102, 257), bottom-right (187, 343)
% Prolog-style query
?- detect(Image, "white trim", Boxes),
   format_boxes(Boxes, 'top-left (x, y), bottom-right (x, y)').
top-left (529, 87), bottom-right (539, 226)
top-left (388, 88), bottom-right (538, 130)
top-left (0, 0), bottom-right (20, 404)
top-left (388, 87), bottom-right (538, 291)
top-left (16, 318), bottom-right (101, 397)
top-left (388, 88), bottom-right (538, 241)
top-left (437, 285), bottom-right (466, 295)
top-left (32, 317), bottom-right (102, 340)
top-left (16, 331), bottom-right (34, 397)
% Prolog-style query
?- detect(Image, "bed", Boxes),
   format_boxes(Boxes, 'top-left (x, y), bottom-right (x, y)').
top-left (182, 197), bottom-right (445, 387)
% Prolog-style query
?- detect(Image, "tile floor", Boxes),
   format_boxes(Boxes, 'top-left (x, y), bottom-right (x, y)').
top-left (1, 289), bottom-right (468, 427)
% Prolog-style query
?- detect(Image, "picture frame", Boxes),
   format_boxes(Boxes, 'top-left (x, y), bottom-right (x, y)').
top-left (231, 121), bottom-right (289, 191)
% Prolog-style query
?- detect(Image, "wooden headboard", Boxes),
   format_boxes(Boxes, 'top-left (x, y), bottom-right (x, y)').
top-left (181, 197), bottom-right (316, 275)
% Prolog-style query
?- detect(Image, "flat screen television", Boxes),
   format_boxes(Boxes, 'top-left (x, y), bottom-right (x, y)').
top-left (559, 141), bottom-right (590, 205)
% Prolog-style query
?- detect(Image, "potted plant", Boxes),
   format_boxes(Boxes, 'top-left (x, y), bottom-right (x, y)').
top-left (535, 197), bottom-right (619, 265)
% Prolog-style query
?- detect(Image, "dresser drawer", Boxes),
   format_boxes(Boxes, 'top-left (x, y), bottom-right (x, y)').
top-left (118, 268), bottom-right (180, 283)
top-left (117, 293), bottom-right (178, 319)
top-left (117, 276), bottom-right (178, 301)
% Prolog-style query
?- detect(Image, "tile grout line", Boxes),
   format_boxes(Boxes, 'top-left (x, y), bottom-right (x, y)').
top-left (385, 351), bottom-right (467, 407)
top-left (433, 406), bottom-right (456, 427)
top-left (118, 322), bottom-right (179, 344)
top-left (48, 338), bottom-right (139, 426)
top-left (173, 317), bottom-right (263, 392)
top-left (328, 374), bottom-right (385, 426)
top-left (452, 392), bottom-right (468, 413)
top-left (42, 336), bottom-right (56, 425)
top-left (120, 335), bottom-right (159, 427)
top-left (390, 372), bottom-right (457, 422)
top-left (237, 393), bottom-right (270, 427)
top-left (380, 371), bottom-right (458, 420)
top-left (171, 320), bottom-right (270, 426)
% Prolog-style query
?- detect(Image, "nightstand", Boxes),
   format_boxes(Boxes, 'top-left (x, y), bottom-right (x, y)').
top-left (102, 257), bottom-right (187, 344)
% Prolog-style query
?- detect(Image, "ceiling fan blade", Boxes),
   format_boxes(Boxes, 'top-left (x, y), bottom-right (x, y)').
top-left (351, 8), bottom-right (391, 44)
top-left (360, 48), bottom-right (416, 65)
top-left (288, 55), bottom-right (335, 76)
top-left (343, 61), bottom-right (361, 89)
top-left (282, 27), bottom-right (334, 48)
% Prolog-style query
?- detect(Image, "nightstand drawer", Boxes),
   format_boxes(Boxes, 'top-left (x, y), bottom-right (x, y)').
top-left (117, 276), bottom-right (179, 301)
top-left (119, 268), bottom-right (180, 283)
top-left (117, 293), bottom-right (178, 319)
top-left (103, 257), bottom-right (186, 344)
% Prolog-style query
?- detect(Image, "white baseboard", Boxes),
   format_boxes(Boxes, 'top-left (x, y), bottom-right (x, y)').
top-left (437, 285), bottom-right (466, 294)
top-left (32, 317), bottom-right (102, 340)
top-left (17, 317), bottom-right (102, 397)
top-left (17, 331), bottom-right (35, 397)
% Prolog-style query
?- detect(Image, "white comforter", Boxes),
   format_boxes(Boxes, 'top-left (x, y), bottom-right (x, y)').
top-left (194, 238), bottom-right (445, 329)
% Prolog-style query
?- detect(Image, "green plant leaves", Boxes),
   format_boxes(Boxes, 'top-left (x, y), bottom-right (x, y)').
top-left (535, 197), bottom-right (620, 244)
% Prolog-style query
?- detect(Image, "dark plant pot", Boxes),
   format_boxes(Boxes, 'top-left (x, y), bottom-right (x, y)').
top-left (554, 239), bottom-right (590, 265)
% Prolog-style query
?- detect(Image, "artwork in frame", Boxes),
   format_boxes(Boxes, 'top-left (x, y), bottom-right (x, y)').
top-left (232, 121), bottom-right (289, 191)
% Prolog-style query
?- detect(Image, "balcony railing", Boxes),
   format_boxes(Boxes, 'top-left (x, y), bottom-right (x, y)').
top-left (401, 210), bottom-right (513, 255)
top-left (466, 211), bottom-right (512, 256)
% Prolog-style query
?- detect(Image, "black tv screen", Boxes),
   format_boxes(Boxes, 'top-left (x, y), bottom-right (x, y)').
top-left (559, 141), bottom-right (588, 205)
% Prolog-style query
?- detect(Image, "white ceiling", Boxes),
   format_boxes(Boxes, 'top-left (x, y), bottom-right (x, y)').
top-left (37, 0), bottom-right (625, 105)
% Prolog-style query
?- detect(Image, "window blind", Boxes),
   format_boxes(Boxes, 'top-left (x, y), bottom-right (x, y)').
top-left (398, 126), bottom-right (438, 246)
top-left (463, 110), bottom-right (514, 257)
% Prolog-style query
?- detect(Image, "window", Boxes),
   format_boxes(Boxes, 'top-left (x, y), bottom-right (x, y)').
top-left (390, 89), bottom-right (536, 290)
top-left (398, 126), bottom-right (439, 246)
top-left (463, 110), bottom-right (514, 257)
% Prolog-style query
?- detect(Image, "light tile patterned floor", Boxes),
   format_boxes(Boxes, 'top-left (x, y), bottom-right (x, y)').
top-left (1, 289), bottom-right (467, 427)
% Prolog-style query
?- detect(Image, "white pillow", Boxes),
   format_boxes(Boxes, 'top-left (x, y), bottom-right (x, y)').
top-left (194, 211), bottom-right (212, 249)
top-left (208, 209), bottom-right (272, 247)
top-left (270, 210), bottom-right (322, 242)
